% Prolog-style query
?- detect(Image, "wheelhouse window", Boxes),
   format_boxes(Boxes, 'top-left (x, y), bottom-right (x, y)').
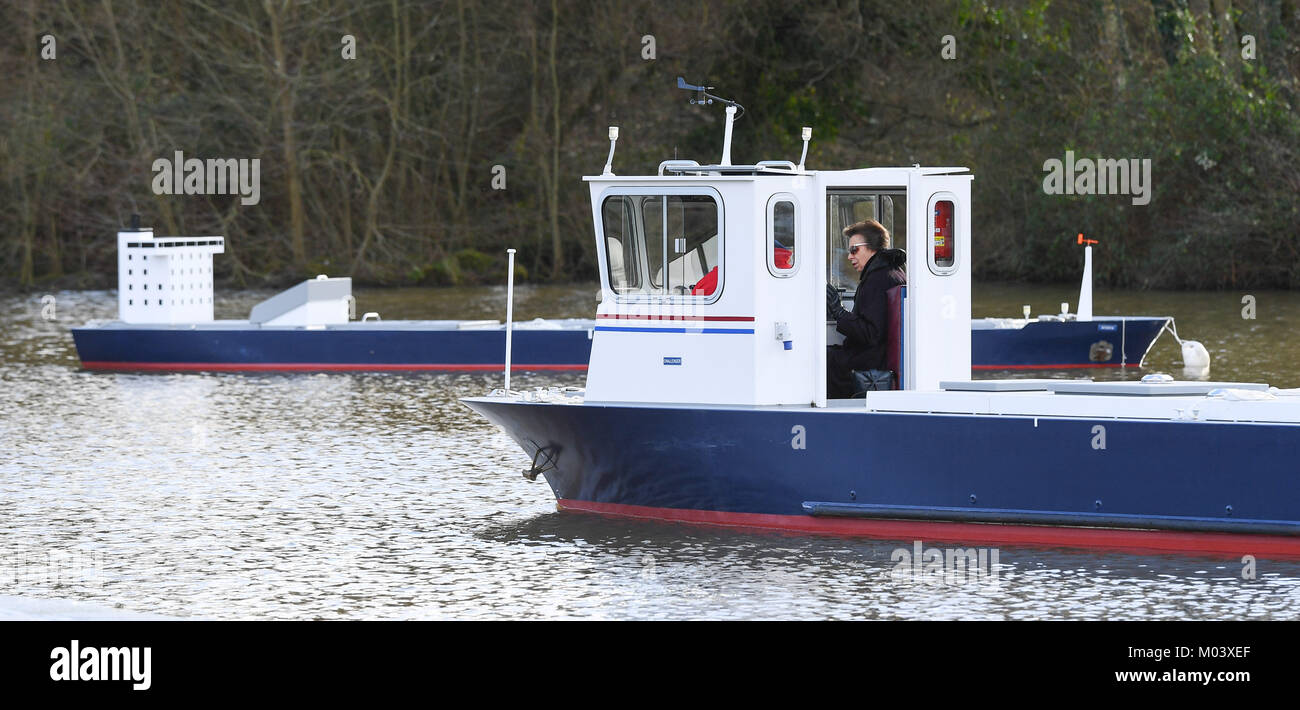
top-left (599, 191), bottom-right (721, 300)
top-left (767, 195), bottom-right (797, 277)
top-left (601, 196), bottom-right (641, 293)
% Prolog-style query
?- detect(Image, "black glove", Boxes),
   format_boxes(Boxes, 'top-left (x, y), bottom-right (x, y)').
top-left (827, 283), bottom-right (848, 320)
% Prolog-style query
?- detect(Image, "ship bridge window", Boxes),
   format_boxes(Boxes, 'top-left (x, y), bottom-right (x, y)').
top-left (600, 191), bottom-right (721, 300)
top-left (601, 196), bottom-right (642, 293)
top-left (767, 195), bottom-right (798, 276)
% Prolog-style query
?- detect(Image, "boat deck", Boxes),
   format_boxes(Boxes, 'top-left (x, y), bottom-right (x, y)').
top-left (509, 378), bottom-right (1300, 424)
top-left (855, 383), bottom-right (1300, 424)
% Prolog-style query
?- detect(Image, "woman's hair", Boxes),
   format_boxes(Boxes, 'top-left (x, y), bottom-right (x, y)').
top-left (842, 219), bottom-right (890, 251)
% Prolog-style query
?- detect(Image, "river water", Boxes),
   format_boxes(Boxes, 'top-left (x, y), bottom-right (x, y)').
top-left (1, 284), bottom-right (1297, 619)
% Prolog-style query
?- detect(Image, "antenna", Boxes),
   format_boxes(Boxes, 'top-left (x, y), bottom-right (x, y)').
top-left (676, 76), bottom-right (746, 166)
top-left (504, 248), bottom-right (517, 391)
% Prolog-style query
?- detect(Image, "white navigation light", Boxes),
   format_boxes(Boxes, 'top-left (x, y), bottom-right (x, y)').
top-left (798, 126), bottom-right (812, 170)
top-left (603, 126), bottom-right (620, 176)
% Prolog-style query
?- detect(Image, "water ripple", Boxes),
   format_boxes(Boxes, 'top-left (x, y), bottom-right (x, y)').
top-left (1, 288), bottom-right (1297, 619)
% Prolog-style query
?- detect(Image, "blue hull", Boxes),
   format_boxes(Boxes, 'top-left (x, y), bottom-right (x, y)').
top-left (972, 317), bottom-right (1167, 370)
top-left (71, 324), bottom-right (594, 371)
top-left (463, 397), bottom-right (1300, 557)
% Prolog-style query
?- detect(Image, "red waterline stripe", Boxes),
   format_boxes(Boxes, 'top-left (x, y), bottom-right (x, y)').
top-left (596, 314), bottom-right (755, 322)
top-left (973, 363), bottom-right (1123, 371)
top-left (556, 499), bottom-right (1300, 559)
top-left (81, 361), bottom-right (587, 372)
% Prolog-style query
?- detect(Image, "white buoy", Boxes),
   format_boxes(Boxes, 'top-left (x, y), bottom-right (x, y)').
top-left (1182, 340), bottom-right (1211, 369)
top-left (504, 248), bottom-right (516, 392)
top-left (1161, 319), bottom-right (1212, 375)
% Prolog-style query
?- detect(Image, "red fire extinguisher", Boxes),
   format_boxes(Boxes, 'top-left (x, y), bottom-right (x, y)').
top-left (933, 201), bottom-right (954, 264)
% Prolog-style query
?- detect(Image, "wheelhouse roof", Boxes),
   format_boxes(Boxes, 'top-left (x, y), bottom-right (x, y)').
top-left (583, 165), bottom-right (971, 183)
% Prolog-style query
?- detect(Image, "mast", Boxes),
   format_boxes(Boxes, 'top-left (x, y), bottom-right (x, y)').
top-left (1077, 233), bottom-right (1097, 322)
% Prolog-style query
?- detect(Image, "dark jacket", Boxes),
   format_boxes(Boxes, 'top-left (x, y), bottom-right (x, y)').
top-left (834, 248), bottom-right (907, 371)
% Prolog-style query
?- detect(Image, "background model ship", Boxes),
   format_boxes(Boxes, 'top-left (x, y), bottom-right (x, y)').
top-left (72, 222), bottom-right (1202, 374)
top-left (71, 221), bottom-right (591, 372)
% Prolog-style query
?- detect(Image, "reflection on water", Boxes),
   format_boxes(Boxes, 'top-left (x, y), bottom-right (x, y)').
top-left (1, 285), bottom-right (1298, 619)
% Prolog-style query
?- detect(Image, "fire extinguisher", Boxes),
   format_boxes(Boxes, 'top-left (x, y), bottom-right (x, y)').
top-left (933, 201), bottom-right (954, 263)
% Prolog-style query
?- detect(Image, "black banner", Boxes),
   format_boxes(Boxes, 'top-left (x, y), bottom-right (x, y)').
top-left (0, 621), bottom-right (1288, 697)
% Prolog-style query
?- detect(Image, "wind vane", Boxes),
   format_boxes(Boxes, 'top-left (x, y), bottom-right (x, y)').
top-left (676, 77), bottom-right (745, 166)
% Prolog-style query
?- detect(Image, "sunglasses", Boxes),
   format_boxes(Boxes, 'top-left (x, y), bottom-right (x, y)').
top-left (848, 243), bottom-right (868, 255)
